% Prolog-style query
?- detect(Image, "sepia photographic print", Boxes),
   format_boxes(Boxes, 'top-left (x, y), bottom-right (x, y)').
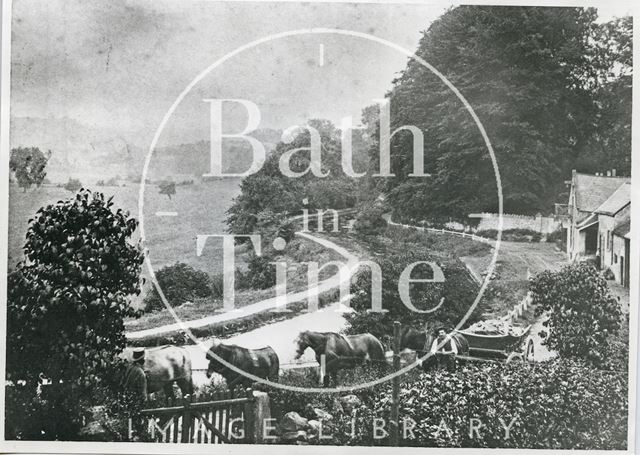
top-left (0, 0), bottom-right (637, 453)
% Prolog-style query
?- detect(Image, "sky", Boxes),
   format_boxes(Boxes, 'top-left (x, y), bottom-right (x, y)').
top-left (9, 0), bottom-right (634, 147)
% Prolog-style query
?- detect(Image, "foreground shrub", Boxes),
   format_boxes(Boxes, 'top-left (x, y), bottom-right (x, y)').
top-left (6, 190), bottom-right (144, 439)
top-left (144, 262), bottom-right (212, 312)
top-left (530, 263), bottom-right (622, 366)
top-left (329, 360), bottom-right (627, 449)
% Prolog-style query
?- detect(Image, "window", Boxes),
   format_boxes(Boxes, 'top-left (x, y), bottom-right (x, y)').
top-left (614, 254), bottom-right (618, 264)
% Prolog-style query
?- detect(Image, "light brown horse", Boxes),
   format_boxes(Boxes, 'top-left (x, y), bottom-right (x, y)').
top-left (121, 345), bottom-right (193, 402)
top-left (294, 331), bottom-right (386, 387)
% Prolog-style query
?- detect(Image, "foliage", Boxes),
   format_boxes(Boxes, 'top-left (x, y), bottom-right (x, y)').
top-left (329, 360), bottom-right (627, 449)
top-left (244, 252), bottom-right (277, 290)
top-left (530, 263), bottom-right (622, 366)
top-left (226, 119), bottom-right (367, 237)
top-left (6, 190), bottom-right (144, 439)
top-left (143, 262), bottom-right (212, 312)
top-left (345, 250), bottom-right (480, 340)
top-left (9, 147), bottom-right (51, 191)
top-left (63, 178), bottom-right (83, 193)
top-left (158, 180), bottom-right (177, 200)
top-left (354, 203), bottom-right (387, 236)
top-left (369, 7), bottom-right (631, 219)
top-left (255, 209), bottom-right (296, 244)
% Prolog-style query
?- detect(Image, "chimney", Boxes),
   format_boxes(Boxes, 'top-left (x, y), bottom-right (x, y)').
top-left (612, 169), bottom-right (616, 177)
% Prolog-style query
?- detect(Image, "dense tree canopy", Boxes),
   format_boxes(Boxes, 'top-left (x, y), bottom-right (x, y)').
top-left (9, 147), bottom-right (50, 191)
top-left (365, 7), bottom-right (631, 218)
top-left (226, 119), bottom-right (368, 237)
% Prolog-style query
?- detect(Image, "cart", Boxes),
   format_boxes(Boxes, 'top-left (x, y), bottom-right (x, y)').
top-left (455, 323), bottom-right (535, 363)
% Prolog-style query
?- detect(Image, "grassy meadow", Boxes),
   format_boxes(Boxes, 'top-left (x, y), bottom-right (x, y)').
top-left (8, 180), bottom-right (242, 308)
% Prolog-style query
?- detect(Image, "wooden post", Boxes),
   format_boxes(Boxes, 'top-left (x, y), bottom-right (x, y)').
top-left (319, 354), bottom-right (326, 386)
top-left (390, 321), bottom-right (401, 446)
top-left (243, 388), bottom-right (256, 444)
top-left (181, 397), bottom-right (191, 443)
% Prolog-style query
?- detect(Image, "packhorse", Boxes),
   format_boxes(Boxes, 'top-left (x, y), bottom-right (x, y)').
top-left (206, 340), bottom-right (279, 393)
top-left (294, 331), bottom-right (387, 387)
top-left (120, 345), bottom-right (193, 403)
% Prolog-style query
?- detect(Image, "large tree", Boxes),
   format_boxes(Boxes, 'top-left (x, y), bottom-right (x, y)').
top-left (9, 147), bottom-right (51, 192)
top-left (226, 119), bottom-right (365, 236)
top-left (367, 7), bottom-right (630, 218)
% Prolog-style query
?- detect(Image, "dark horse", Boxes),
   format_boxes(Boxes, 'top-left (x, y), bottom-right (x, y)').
top-left (294, 331), bottom-right (386, 387)
top-left (206, 340), bottom-right (279, 393)
top-left (398, 326), bottom-right (469, 371)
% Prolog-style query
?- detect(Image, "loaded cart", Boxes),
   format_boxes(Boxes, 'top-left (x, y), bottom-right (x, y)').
top-left (455, 319), bottom-right (535, 363)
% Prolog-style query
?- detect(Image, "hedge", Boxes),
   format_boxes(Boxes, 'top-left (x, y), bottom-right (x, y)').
top-left (327, 359), bottom-right (627, 449)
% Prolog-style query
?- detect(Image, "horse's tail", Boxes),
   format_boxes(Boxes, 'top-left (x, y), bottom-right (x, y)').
top-left (369, 335), bottom-right (387, 363)
top-left (268, 348), bottom-right (280, 382)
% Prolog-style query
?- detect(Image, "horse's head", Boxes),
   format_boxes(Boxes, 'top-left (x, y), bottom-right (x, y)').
top-left (205, 339), bottom-right (225, 378)
top-left (399, 326), bottom-right (428, 352)
top-left (294, 331), bottom-right (310, 359)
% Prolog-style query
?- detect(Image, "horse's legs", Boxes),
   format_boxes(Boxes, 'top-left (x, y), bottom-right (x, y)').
top-left (163, 383), bottom-right (175, 406)
top-left (176, 378), bottom-right (193, 401)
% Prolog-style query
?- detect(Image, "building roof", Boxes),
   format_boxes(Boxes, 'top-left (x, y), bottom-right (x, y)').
top-left (577, 212), bottom-right (598, 231)
top-left (613, 213), bottom-right (631, 239)
top-left (573, 173), bottom-right (630, 213)
top-left (595, 182), bottom-right (631, 216)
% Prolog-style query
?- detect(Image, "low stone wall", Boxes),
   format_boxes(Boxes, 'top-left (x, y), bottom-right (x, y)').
top-left (469, 213), bottom-right (560, 234)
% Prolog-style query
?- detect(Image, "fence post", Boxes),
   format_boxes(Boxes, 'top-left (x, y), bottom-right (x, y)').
top-left (181, 397), bottom-right (191, 443)
top-left (243, 388), bottom-right (256, 444)
top-left (390, 321), bottom-right (401, 446)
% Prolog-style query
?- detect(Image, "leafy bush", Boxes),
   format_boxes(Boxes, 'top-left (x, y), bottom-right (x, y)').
top-left (354, 203), bottom-right (387, 236)
top-left (63, 178), bottom-right (83, 193)
top-left (329, 360), bottom-right (627, 449)
top-left (244, 253), bottom-right (276, 290)
top-left (143, 262), bottom-right (212, 312)
top-left (6, 190), bottom-right (144, 439)
top-left (530, 263), bottom-right (622, 366)
top-left (346, 250), bottom-right (481, 340)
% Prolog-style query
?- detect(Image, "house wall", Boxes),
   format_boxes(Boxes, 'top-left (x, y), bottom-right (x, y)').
top-left (611, 235), bottom-right (628, 284)
top-left (568, 210), bottom-right (590, 261)
top-left (598, 214), bottom-right (616, 269)
top-left (597, 205), bottom-right (630, 285)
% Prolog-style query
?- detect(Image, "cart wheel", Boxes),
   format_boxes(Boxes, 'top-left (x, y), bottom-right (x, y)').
top-left (524, 338), bottom-right (535, 362)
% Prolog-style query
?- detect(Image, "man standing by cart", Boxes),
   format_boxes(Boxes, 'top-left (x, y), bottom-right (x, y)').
top-left (429, 327), bottom-right (458, 370)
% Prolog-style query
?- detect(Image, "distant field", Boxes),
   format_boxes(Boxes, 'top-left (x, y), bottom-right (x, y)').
top-left (8, 180), bottom-right (242, 305)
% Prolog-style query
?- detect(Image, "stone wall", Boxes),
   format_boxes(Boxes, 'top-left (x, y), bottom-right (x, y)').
top-left (469, 213), bottom-right (561, 234)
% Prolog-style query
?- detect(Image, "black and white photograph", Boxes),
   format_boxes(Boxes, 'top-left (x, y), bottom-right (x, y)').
top-left (0, 0), bottom-right (637, 452)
